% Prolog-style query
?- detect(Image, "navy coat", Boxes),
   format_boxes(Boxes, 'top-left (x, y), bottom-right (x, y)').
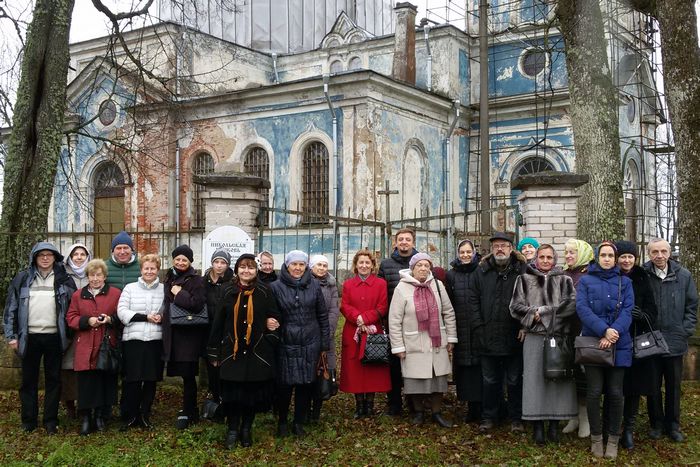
top-left (270, 266), bottom-right (330, 385)
top-left (576, 263), bottom-right (634, 367)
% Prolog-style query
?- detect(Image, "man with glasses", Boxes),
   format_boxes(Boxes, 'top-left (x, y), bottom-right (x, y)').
top-left (4, 242), bottom-right (76, 433)
top-left (468, 232), bottom-right (527, 433)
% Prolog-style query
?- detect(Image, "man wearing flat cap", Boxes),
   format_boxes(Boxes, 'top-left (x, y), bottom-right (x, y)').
top-left (467, 232), bottom-right (527, 433)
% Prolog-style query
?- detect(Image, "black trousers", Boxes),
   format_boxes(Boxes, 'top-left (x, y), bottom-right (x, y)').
top-left (122, 381), bottom-right (157, 420)
top-left (648, 355), bottom-right (683, 432)
top-left (20, 333), bottom-right (62, 427)
top-left (481, 355), bottom-right (523, 422)
top-left (276, 383), bottom-right (312, 424)
top-left (387, 354), bottom-right (403, 411)
top-left (585, 365), bottom-right (624, 436)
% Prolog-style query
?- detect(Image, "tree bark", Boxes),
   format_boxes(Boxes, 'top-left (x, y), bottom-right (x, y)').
top-left (555, 0), bottom-right (626, 243)
top-left (0, 0), bottom-right (75, 304)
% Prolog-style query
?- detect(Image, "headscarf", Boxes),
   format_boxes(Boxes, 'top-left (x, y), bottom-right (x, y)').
top-left (456, 239), bottom-right (476, 264)
top-left (66, 243), bottom-right (92, 279)
top-left (596, 241), bottom-right (618, 261)
top-left (534, 244), bottom-right (557, 274)
top-left (563, 239), bottom-right (594, 270)
top-left (284, 250), bottom-right (308, 266)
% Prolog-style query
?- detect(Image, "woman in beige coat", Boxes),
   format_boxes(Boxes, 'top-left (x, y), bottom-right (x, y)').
top-left (389, 253), bottom-right (458, 427)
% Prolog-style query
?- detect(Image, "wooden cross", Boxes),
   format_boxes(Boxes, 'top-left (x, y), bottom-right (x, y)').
top-left (377, 179), bottom-right (399, 255)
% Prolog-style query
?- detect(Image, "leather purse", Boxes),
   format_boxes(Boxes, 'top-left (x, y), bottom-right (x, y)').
top-left (633, 314), bottom-right (670, 359)
top-left (542, 306), bottom-right (574, 380)
top-left (314, 353), bottom-right (337, 401)
top-left (574, 276), bottom-right (622, 367)
top-left (169, 302), bottom-right (209, 326)
top-left (361, 333), bottom-right (391, 365)
top-left (95, 328), bottom-right (121, 374)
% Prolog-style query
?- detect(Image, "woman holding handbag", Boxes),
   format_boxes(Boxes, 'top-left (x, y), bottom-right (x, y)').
top-left (161, 245), bottom-right (207, 430)
top-left (207, 253), bottom-right (281, 449)
top-left (388, 253), bottom-right (457, 428)
top-left (339, 249), bottom-right (391, 419)
top-left (66, 259), bottom-right (121, 435)
top-left (509, 244), bottom-right (577, 445)
top-left (615, 240), bottom-right (659, 450)
top-left (575, 241), bottom-right (634, 459)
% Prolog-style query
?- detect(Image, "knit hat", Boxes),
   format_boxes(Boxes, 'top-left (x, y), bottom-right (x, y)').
top-left (309, 254), bottom-right (329, 269)
top-left (211, 249), bottom-right (231, 265)
top-left (489, 231), bottom-right (514, 245)
top-left (615, 240), bottom-right (638, 258)
top-left (409, 252), bottom-right (433, 269)
top-left (172, 244), bottom-right (194, 263)
top-left (284, 250), bottom-right (308, 266)
top-left (234, 253), bottom-right (257, 273)
top-left (111, 231), bottom-right (134, 251)
top-left (517, 237), bottom-right (540, 251)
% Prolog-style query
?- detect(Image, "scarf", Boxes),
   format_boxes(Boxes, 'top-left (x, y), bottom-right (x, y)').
top-left (68, 258), bottom-right (88, 278)
top-left (413, 280), bottom-right (441, 348)
top-left (232, 289), bottom-right (254, 360)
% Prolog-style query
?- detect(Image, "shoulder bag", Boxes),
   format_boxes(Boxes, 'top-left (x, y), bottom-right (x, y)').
top-left (543, 305), bottom-right (574, 381)
top-left (314, 352), bottom-right (338, 401)
top-left (633, 314), bottom-right (670, 359)
top-left (574, 276), bottom-right (621, 367)
top-left (96, 327), bottom-right (121, 374)
top-left (168, 277), bottom-right (208, 326)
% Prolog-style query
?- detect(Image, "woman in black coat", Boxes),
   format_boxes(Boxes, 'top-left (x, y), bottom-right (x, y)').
top-left (161, 245), bottom-right (207, 429)
top-left (445, 239), bottom-right (482, 423)
top-left (269, 250), bottom-right (330, 438)
top-left (208, 253), bottom-right (281, 449)
top-left (615, 240), bottom-right (658, 450)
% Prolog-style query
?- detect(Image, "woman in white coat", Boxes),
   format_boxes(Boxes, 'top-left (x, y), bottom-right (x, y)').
top-left (389, 253), bottom-right (458, 427)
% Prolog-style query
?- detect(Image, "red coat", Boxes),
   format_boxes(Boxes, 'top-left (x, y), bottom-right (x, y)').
top-left (66, 285), bottom-right (121, 371)
top-left (339, 274), bottom-right (391, 394)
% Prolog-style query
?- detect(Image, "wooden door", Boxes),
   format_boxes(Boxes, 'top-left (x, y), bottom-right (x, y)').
top-left (94, 196), bottom-right (125, 259)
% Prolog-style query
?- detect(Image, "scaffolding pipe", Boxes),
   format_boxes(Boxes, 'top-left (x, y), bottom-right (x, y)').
top-left (445, 100), bottom-right (460, 261)
top-left (424, 26), bottom-right (432, 92)
top-left (479, 0), bottom-right (491, 236)
top-left (323, 74), bottom-right (340, 277)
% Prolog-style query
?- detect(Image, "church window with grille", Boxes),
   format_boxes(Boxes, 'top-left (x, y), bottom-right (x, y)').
top-left (244, 146), bottom-right (270, 226)
top-left (192, 152), bottom-right (214, 229)
top-left (301, 142), bottom-right (329, 224)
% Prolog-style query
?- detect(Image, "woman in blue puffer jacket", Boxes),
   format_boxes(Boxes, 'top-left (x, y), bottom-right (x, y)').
top-left (576, 241), bottom-right (633, 460)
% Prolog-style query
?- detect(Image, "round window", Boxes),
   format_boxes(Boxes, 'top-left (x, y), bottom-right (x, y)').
top-left (98, 99), bottom-right (117, 126)
top-left (520, 48), bottom-right (547, 78)
top-left (626, 99), bottom-right (636, 123)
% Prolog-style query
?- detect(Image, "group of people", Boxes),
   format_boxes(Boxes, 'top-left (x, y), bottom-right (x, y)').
top-left (3, 229), bottom-right (697, 459)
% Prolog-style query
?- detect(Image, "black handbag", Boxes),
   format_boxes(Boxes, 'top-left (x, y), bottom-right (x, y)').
top-left (314, 353), bottom-right (337, 401)
top-left (361, 333), bottom-right (391, 365)
top-left (633, 314), bottom-right (670, 359)
top-left (95, 328), bottom-right (121, 374)
top-left (169, 302), bottom-right (209, 326)
top-left (200, 394), bottom-right (223, 421)
top-left (542, 306), bottom-right (574, 380)
top-left (574, 277), bottom-right (621, 367)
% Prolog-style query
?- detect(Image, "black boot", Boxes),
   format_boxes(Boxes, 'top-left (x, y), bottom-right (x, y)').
top-left (620, 413), bottom-right (636, 449)
top-left (80, 411), bottom-right (93, 436)
top-left (547, 420), bottom-right (560, 444)
top-left (365, 395), bottom-right (375, 417)
top-left (225, 430), bottom-right (239, 450)
top-left (432, 412), bottom-right (454, 428)
top-left (240, 414), bottom-right (254, 448)
top-left (310, 397), bottom-right (321, 423)
top-left (353, 394), bottom-right (365, 420)
top-left (533, 421), bottom-right (546, 445)
top-left (464, 401), bottom-right (482, 423)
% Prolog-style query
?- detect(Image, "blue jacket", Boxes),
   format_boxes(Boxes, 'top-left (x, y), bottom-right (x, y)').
top-left (3, 242), bottom-right (77, 358)
top-left (576, 263), bottom-right (634, 367)
top-left (643, 260), bottom-right (698, 357)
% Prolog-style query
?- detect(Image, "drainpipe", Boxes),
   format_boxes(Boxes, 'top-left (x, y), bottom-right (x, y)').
top-left (445, 100), bottom-right (460, 263)
top-left (175, 141), bottom-right (181, 242)
top-left (424, 26), bottom-right (432, 92)
top-left (272, 53), bottom-right (279, 84)
top-left (479, 0), bottom-right (491, 236)
top-left (323, 74), bottom-right (339, 277)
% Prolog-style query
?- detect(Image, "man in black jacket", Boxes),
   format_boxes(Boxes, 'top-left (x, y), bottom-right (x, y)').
top-left (378, 228), bottom-right (418, 416)
top-left (468, 232), bottom-right (527, 433)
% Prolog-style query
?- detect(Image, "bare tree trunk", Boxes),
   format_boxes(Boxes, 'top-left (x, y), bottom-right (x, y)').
top-left (555, 0), bottom-right (625, 243)
top-left (0, 0), bottom-right (75, 304)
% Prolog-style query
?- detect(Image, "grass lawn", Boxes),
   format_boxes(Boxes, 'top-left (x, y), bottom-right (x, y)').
top-left (0, 381), bottom-right (698, 466)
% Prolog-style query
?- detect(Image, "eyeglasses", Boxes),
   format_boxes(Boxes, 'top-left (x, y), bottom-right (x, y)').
top-left (37, 253), bottom-right (54, 259)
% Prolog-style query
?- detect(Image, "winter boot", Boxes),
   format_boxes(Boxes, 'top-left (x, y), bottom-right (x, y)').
top-left (533, 421), bottom-right (545, 445)
top-left (578, 403), bottom-right (590, 438)
top-left (605, 435), bottom-right (620, 459)
top-left (591, 434), bottom-right (604, 458)
top-left (547, 420), bottom-right (560, 444)
top-left (353, 394), bottom-right (365, 420)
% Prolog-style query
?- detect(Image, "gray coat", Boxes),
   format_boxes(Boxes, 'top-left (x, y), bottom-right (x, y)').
top-left (643, 260), bottom-right (698, 356)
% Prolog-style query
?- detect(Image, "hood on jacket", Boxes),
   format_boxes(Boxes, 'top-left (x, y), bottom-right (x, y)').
top-left (29, 241), bottom-right (64, 267)
top-left (399, 268), bottom-right (435, 286)
top-left (587, 262), bottom-right (622, 278)
top-left (478, 250), bottom-right (527, 271)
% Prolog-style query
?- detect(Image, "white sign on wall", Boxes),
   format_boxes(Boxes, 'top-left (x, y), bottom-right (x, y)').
top-left (201, 226), bottom-right (255, 272)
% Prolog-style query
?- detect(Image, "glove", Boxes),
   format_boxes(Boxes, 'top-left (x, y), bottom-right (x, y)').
top-left (631, 306), bottom-right (643, 320)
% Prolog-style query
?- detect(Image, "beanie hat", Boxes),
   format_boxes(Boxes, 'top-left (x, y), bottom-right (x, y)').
top-left (409, 252), bottom-right (433, 269)
top-left (234, 253), bottom-right (257, 273)
top-left (614, 240), bottom-right (638, 259)
top-left (111, 231), bottom-right (134, 251)
top-left (211, 249), bottom-right (231, 265)
top-left (285, 250), bottom-right (308, 266)
top-left (309, 254), bottom-right (329, 269)
top-left (517, 237), bottom-right (540, 251)
top-left (172, 244), bottom-right (194, 263)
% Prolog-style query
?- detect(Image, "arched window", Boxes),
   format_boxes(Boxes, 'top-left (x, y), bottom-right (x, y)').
top-left (192, 152), bottom-right (215, 229)
top-left (244, 146), bottom-right (270, 226)
top-left (329, 60), bottom-right (343, 74)
top-left (348, 56), bottom-right (362, 70)
top-left (511, 157), bottom-right (555, 179)
top-left (301, 141), bottom-right (329, 224)
top-left (93, 161), bottom-right (125, 259)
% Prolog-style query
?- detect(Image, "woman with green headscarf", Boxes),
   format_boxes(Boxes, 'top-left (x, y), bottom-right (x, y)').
top-left (562, 238), bottom-right (595, 438)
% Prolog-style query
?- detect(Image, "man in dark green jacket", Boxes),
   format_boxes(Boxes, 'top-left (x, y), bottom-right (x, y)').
top-left (105, 231), bottom-right (141, 290)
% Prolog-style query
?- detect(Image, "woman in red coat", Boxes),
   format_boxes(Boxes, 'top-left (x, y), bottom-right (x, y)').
top-left (339, 249), bottom-right (391, 418)
top-left (66, 259), bottom-right (121, 436)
